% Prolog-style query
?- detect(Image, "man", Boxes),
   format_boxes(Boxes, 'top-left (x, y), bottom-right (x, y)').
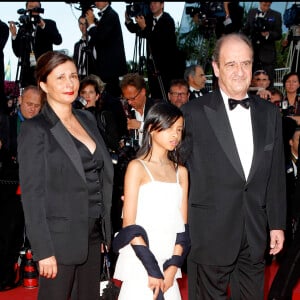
top-left (181, 33), bottom-right (286, 299)
top-left (120, 73), bottom-right (157, 147)
top-left (252, 69), bottom-right (271, 90)
top-left (86, 2), bottom-right (127, 97)
top-left (243, 2), bottom-right (282, 86)
top-left (249, 69), bottom-right (272, 99)
top-left (0, 85), bottom-right (42, 291)
top-left (125, 1), bottom-right (185, 100)
top-left (0, 20), bottom-right (9, 112)
top-left (168, 79), bottom-right (190, 108)
top-left (73, 16), bottom-right (96, 80)
top-left (184, 64), bottom-right (207, 100)
top-left (9, 1), bottom-right (62, 87)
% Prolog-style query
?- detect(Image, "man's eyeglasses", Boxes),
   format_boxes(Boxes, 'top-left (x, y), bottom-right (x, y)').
top-left (169, 92), bottom-right (188, 97)
top-left (122, 89), bottom-right (142, 102)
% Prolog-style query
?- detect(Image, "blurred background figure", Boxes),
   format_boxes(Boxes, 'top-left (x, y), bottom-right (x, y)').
top-left (223, 2), bottom-right (244, 34)
top-left (280, 72), bottom-right (300, 119)
top-left (243, 1), bottom-right (282, 86)
top-left (86, 1), bottom-right (127, 97)
top-left (0, 19), bottom-right (9, 112)
top-left (0, 85), bottom-right (42, 291)
top-left (125, 1), bottom-right (185, 100)
top-left (184, 64), bottom-right (207, 100)
top-left (8, 1), bottom-right (62, 87)
top-left (168, 79), bottom-right (190, 108)
top-left (73, 16), bottom-right (96, 80)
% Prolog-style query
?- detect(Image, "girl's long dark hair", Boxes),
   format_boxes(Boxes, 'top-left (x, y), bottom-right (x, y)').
top-left (137, 102), bottom-right (185, 165)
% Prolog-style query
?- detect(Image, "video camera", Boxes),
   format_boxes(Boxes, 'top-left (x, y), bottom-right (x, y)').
top-left (125, 1), bottom-right (150, 18)
top-left (253, 16), bottom-right (270, 33)
top-left (17, 7), bottom-right (44, 28)
top-left (65, 1), bottom-right (95, 15)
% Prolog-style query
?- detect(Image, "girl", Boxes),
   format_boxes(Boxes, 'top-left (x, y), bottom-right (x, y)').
top-left (113, 102), bottom-right (189, 300)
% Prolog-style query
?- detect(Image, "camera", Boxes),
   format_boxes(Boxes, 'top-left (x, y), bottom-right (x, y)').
top-left (17, 7), bottom-right (44, 27)
top-left (125, 1), bottom-right (150, 18)
top-left (185, 6), bottom-right (202, 18)
top-left (253, 17), bottom-right (270, 33)
top-left (65, 1), bottom-right (95, 15)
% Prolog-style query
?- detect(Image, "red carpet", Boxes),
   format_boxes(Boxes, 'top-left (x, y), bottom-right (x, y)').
top-left (1, 261), bottom-right (300, 300)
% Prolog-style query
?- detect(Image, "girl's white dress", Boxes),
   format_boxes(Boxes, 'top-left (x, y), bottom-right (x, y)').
top-left (113, 160), bottom-right (185, 299)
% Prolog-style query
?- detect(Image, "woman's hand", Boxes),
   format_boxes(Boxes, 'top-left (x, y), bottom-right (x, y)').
top-left (38, 256), bottom-right (57, 279)
top-left (148, 276), bottom-right (164, 300)
top-left (163, 266), bottom-right (177, 293)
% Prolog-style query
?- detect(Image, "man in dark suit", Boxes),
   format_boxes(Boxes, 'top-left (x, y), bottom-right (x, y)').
top-left (181, 33), bottom-right (286, 300)
top-left (184, 64), bottom-right (208, 100)
top-left (73, 16), bottom-right (96, 80)
top-left (0, 20), bottom-right (9, 112)
top-left (86, 2), bottom-right (127, 97)
top-left (9, 1), bottom-right (62, 87)
top-left (125, 1), bottom-right (185, 100)
top-left (243, 1), bottom-right (282, 86)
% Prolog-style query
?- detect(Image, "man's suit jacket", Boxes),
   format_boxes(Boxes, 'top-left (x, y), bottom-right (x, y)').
top-left (181, 90), bottom-right (286, 265)
top-left (88, 6), bottom-right (127, 82)
top-left (244, 8), bottom-right (282, 65)
top-left (189, 88), bottom-right (209, 100)
top-left (18, 103), bottom-right (113, 264)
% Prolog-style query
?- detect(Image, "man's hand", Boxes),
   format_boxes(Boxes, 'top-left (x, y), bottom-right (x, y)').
top-left (85, 8), bottom-right (95, 26)
top-left (8, 21), bottom-right (17, 37)
top-left (135, 15), bottom-right (146, 30)
top-left (38, 256), bottom-right (57, 279)
top-left (269, 230), bottom-right (284, 255)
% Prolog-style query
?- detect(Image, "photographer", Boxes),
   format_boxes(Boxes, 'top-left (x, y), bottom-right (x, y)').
top-left (9, 1), bottom-right (62, 87)
top-left (85, 2), bottom-right (127, 98)
top-left (73, 15), bottom-right (96, 80)
top-left (282, 4), bottom-right (300, 76)
top-left (0, 20), bottom-right (9, 112)
top-left (125, 1), bottom-right (185, 100)
top-left (243, 1), bottom-right (282, 86)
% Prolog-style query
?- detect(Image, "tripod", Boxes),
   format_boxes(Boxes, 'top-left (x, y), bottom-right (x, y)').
top-left (131, 33), bottom-right (167, 102)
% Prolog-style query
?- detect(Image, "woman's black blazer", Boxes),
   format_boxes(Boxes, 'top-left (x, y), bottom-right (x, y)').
top-left (18, 102), bottom-right (114, 264)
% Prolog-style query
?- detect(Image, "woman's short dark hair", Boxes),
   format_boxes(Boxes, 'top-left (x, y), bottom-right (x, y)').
top-left (79, 78), bottom-right (100, 95)
top-left (283, 72), bottom-right (300, 87)
top-left (138, 102), bottom-right (184, 165)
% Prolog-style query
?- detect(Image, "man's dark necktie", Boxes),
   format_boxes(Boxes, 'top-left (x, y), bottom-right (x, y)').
top-left (228, 98), bottom-right (250, 110)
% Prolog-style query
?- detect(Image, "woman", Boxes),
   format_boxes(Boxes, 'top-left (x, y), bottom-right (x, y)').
top-left (18, 51), bottom-right (113, 300)
top-left (281, 72), bottom-right (300, 117)
top-left (78, 75), bottom-right (120, 152)
top-left (113, 103), bottom-right (189, 299)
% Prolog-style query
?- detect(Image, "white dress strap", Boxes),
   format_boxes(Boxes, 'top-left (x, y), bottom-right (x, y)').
top-left (138, 160), bottom-right (155, 182)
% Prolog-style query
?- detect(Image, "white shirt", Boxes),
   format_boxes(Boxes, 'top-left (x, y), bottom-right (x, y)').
top-left (221, 89), bottom-right (254, 180)
top-left (132, 106), bottom-right (145, 146)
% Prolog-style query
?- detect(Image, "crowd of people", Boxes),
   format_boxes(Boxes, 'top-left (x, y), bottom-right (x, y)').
top-left (0, 1), bottom-right (300, 300)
